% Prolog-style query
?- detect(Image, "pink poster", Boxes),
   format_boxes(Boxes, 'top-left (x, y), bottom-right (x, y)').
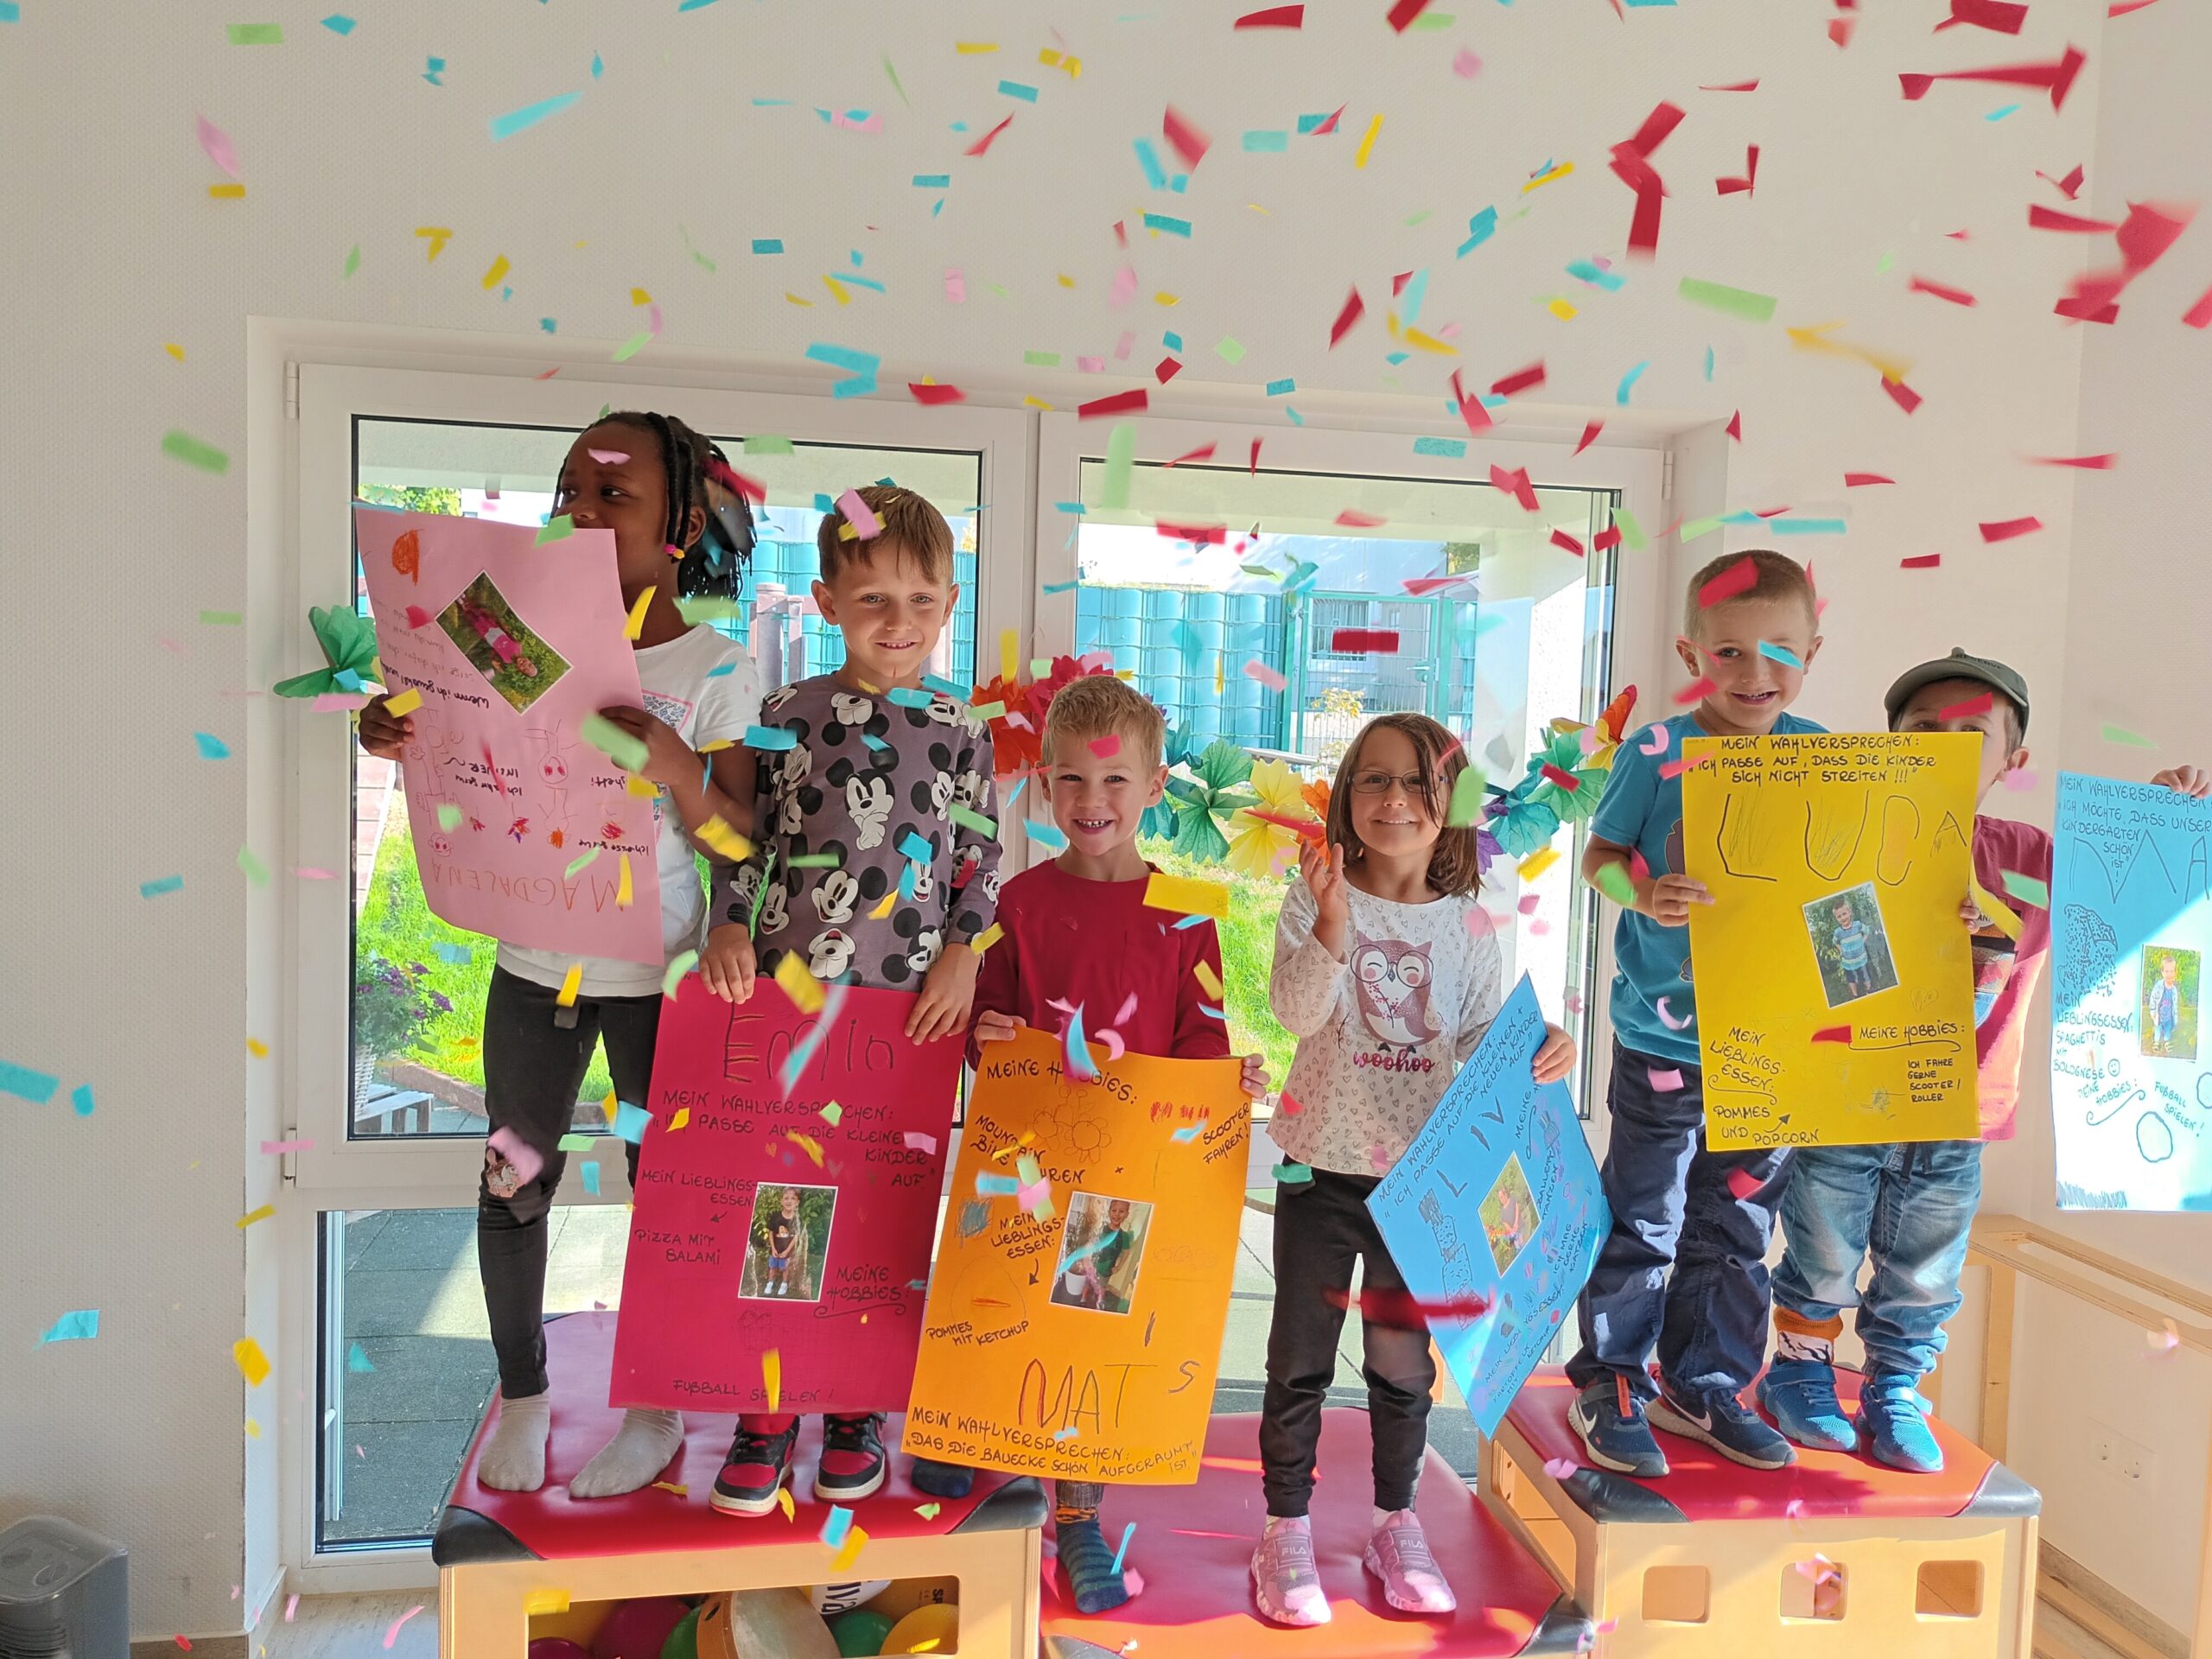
top-left (356, 505), bottom-right (663, 963)
top-left (610, 981), bottom-right (963, 1414)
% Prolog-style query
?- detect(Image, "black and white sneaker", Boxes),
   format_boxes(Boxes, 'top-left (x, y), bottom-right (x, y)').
top-left (1649, 1385), bottom-right (1796, 1471)
top-left (813, 1412), bottom-right (889, 1503)
top-left (711, 1419), bottom-right (799, 1516)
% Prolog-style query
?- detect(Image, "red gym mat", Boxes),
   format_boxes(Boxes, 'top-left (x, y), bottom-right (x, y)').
top-left (1038, 1408), bottom-right (1586, 1658)
top-left (1504, 1368), bottom-right (2038, 1525)
top-left (433, 1312), bottom-right (1045, 1566)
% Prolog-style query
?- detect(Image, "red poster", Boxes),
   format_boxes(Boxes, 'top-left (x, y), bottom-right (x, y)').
top-left (609, 981), bottom-right (963, 1414)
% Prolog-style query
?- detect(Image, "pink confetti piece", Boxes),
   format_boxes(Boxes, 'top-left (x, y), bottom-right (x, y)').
top-left (486, 1127), bottom-right (543, 1187)
top-left (2001, 768), bottom-right (2037, 791)
top-left (830, 110), bottom-right (883, 133)
top-left (311, 692), bottom-right (371, 712)
top-left (1543, 1457), bottom-right (1579, 1478)
top-left (1656, 995), bottom-right (1692, 1030)
top-left (1089, 734), bottom-right (1122, 759)
top-left (383, 1605), bottom-right (424, 1649)
top-left (1243, 659), bottom-right (1288, 692)
top-left (1278, 1091), bottom-right (1304, 1115)
top-left (1785, 1497), bottom-right (1807, 1520)
top-left (284, 1595), bottom-right (300, 1623)
top-left (1017, 1177), bottom-right (1053, 1211)
top-left (1564, 991), bottom-right (1586, 1015)
top-left (1452, 48), bottom-right (1483, 76)
top-left (1648, 1066), bottom-right (1685, 1092)
top-left (261, 1138), bottom-right (313, 1155)
top-left (903, 1132), bottom-right (938, 1154)
top-left (196, 113), bottom-right (242, 180)
top-left (1980, 516), bottom-right (2043, 542)
top-left (1096, 1027), bottom-right (1127, 1062)
top-left (1114, 992), bottom-right (1140, 1025)
top-left (1638, 727), bottom-right (1669, 754)
top-left (944, 268), bottom-right (966, 303)
top-left (588, 448), bottom-right (630, 464)
top-left (293, 867), bottom-right (337, 880)
top-left (836, 488), bottom-right (883, 539)
top-left (2148, 1319), bottom-right (2181, 1354)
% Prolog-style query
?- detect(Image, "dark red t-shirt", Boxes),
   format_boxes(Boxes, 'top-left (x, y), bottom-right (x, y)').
top-left (969, 860), bottom-right (1232, 1063)
top-left (1971, 813), bottom-right (2053, 1141)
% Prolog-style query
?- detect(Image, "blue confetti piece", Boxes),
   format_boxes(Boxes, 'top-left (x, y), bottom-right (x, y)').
top-left (1002, 776), bottom-right (1028, 809)
top-left (1142, 212), bottom-right (1192, 238)
top-left (912, 173), bottom-right (950, 188)
top-left (753, 98), bottom-right (791, 107)
top-left (1163, 330), bottom-right (1184, 352)
top-left (194, 732), bottom-right (231, 760)
top-left (1272, 1161), bottom-right (1314, 1185)
top-left (1566, 259), bottom-right (1624, 292)
top-left (1064, 1002), bottom-right (1098, 1080)
top-left (1133, 137), bottom-right (1168, 189)
top-left (923, 673), bottom-right (966, 696)
top-left (590, 52), bottom-right (602, 78)
top-left (70, 1084), bottom-right (94, 1117)
top-left (1243, 130), bottom-right (1288, 152)
top-left (1414, 436), bottom-right (1467, 458)
top-left (806, 341), bottom-right (881, 378)
top-left (333, 667), bottom-right (365, 691)
top-left (898, 860), bottom-right (918, 900)
top-left (1199, 1005), bottom-right (1227, 1020)
top-left (976, 1173), bottom-right (1021, 1195)
top-left (1295, 111), bottom-right (1335, 134)
top-left (813, 493), bottom-right (836, 513)
top-left (861, 733), bottom-right (891, 752)
top-left (1056, 1425), bottom-right (1080, 1440)
top-left (347, 1342), bottom-right (376, 1372)
top-left (434, 942), bottom-right (473, 965)
top-left (1719, 510), bottom-right (1763, 524)
top-left (677, 0), bottom-right (719, 10)
top-left (1110, 1522), bottom-right (1136, 1574)
top-left (1042, 579), bottom-right (1078, 594)
top-left (612, 1101), bottom-right (654, 1143)
top-left (321, 13), bottom-right (356, 33)
top-left (41, 1310), bottom-right (99, 1344)
top-left (1402, 269), bottom-right (1430, 325)
top-left (706, 661), bottom-right (738, 677)
top-left (1054, 500), bottom-right (1086, 516)
top-left (488, 90), bottom-right (583, 143)
top-left (1767, 518), bottom-right (1847, 536)
top-left (1704, 345), bottom-right (1716, 382)
top-left (820, 1504), bottom-right (855, 1548)
top-left (1986, 103), bottom-right (2020, 122)
top-left (898, 830), bottom-right (935, 864)
top-left (1758, 640), bottom-right (1805, 667)
top-left (0, 1061), bottom-right (60, 1104)
top-left (1457, 205), bottom-right (1498, 257)
top-left (1624, 0), bottom-right (1677, 6)
top-left (1616, 360), bottom-right (1650, 404)
top-left (140, 875), bottom-right (184, 899)
top-left (1027, 820), bottom-right (1068, 851)
top-left (838, 274), bottom-right (887, 294)
top-left (1285, 408), bottom-right (1304, 426)
top-left (581, 1162), bottom-right (601, 1196)
top-left (830, 376), bottom-right (879, 400)
top-left (751, 238), bottom-right (784, 255)
top-left (1265, 378), bottom-right (1295, 397)
top-left (886, 686), bottom-right (933, 708)
top-left (999, 79), bottom-right (1039, 101)
top-left (744, 724), bottom-right (798, 751)
top-left (1171, 1124), bottom-right (1201, 1142)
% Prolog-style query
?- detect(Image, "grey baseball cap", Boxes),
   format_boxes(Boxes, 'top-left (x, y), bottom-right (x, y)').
top-left (1884, 646), bottom-right (2031, 735)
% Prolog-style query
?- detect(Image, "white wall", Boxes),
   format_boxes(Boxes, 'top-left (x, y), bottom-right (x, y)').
top-left (0, 0), bottom-right (2183, 1640)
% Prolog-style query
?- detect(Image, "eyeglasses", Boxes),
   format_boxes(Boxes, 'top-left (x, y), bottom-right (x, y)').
top-left (1347, 770), bottom-right (1437, 797)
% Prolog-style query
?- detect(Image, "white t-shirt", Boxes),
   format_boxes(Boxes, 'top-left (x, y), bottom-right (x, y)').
top-left (1268, 877), bottom-right (1503, 1177)
top-left (499, 624), bottom-right (762, 998)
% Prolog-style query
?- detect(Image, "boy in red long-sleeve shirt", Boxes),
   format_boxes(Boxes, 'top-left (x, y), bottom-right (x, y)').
top-left (969, 671), bottom-right (1267, 1613)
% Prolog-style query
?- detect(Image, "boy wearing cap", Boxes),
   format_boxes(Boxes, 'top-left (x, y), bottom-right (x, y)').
top-left (1760, 649), bottom-right (2208, 1471)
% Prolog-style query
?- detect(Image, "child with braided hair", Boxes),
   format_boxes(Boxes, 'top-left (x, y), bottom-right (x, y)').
top-left (359, 411), bottom-right (764, 1497)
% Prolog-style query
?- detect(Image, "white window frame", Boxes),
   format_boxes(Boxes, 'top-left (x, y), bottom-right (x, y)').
top-left (280, 362), bottom-right (1033, 1583)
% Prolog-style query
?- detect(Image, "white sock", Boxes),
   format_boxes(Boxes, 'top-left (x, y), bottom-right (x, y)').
top-left (477, 1394), bottom-right (552, 1493)
top-left (569, 1408), bottom-right (686, 1499)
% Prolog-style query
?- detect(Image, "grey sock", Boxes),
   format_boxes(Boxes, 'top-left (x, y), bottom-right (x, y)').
top-left (569, 1408), bottom-right (686, 1499)
top-left (476, 1394), bottom-right (551, 1493)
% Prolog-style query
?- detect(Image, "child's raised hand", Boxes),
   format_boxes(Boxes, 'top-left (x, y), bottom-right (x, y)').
top-left (1297, 839), bottom-right (1350, 926)
top-left (1959, 895), bottom-right (1989, 928)
top-left (2152, 766), bottom-right (2210, 798)
top-left (595, 704), bottom-right (696, 790)
top-left (972, 1010), bottom-right (1025, 1045)
top-left (907, 940), bottom-right (982, 1043)
top-left (358, 696), bottom-right (412, 760)
top-left (1238, 1053), bottom-right (1270, 1100)
top-left (1644, 873), bottom-right (1713, 927)
top-left (1531, 1022), bottom-right (1578, 1084)
top-left (699, 923), bottom-right (756, 1003)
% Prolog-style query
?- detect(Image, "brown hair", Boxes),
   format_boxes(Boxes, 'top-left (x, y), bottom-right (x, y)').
top-left (1681, 548), bottom-right (1816, 635)
top-left (1323, 713), bottom-right (1484, 898)
top-left (817, 484), bottom-right (956, 586)
top-left (1042, 674), bottom-right (1166, 772)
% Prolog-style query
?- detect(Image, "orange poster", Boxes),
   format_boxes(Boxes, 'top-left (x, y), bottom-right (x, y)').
top-left (902, 1029), bottom-right (1249, 1484)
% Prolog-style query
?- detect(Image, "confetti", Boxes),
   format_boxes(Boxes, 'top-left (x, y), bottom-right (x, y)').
top-left (383, 688), bottom-right (423, 719)
top-left (226, 22), bottom-right (283, 45)
top-left (1897, 45), bottom-right (2087, 111)
top-left (41, 1310), bottom-right (99, 1344)
top-left (238, 1205), bottom-right (276, 1229)
top-left (232, 1337), bottom-right (271, 1387)
top-left (764, 1348), bottom-right (781, 1411)
top-left (1679, 276), bottom-right (1777, 322)
top-left (1610, 100), bottom-right (1685, 255)
top-left (827, 1522), bottom-right (870, 1575)
top-left (489, 91), bottom-right (582, 142)
top-left (162, 430), bottom-right (231, 474)
top-left (140, 875), bottom-right (184, 899)
top-left (1699, 556), bottom-right (1759, 608)
top-left (382, 1606), bottom-right (424, 1649)
top-left (903, 1132), bottom-right (939, 1154)
top-left (1144, 872), bottom-right (1230, 918)
top-left (1980, 517), bottom-right (2043, 542)
top-left (2101, 722), bottom-right (2156, 748)
top-left (1273, 1160), bottom-right (1314, 1185)
top-left (1543, 1458), bottom-right (1580, 1478)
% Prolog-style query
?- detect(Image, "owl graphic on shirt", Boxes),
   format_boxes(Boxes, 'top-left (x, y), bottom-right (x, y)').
top-left (1351, 935), bottom-right (1441, 1050)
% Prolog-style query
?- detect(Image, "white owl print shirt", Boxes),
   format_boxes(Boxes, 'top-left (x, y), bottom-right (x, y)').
top-left (727, 673), bottom-right (1001, 989)
top-left (1268, 877), bottom-right (1503, 1177)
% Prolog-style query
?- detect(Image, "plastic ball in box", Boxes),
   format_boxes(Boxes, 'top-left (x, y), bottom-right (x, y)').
top-left (591, 1595), bottom-right (691, 1659)
top-left (880, 1604), bottom-right (958, 1655)
top-left (660, 1604), bottom-right (702, 1659)
top-left (826, 1607), bottom-right (898, 1656)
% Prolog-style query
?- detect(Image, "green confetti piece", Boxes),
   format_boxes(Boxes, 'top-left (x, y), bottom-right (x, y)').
top-left (787, 852), bottom-right (843, 868)
top-left (1409, 8), bottom-right (1452, 25)
top-left (611, 329), bottom-right (653, 363)
top-left (199, 609), bottom-right (243, 625)
top-left (1100, 420), bottom-right (1137, 511)
top-left (342, 244), bottom-right (360, 278)
top-left (1593, 861), bottom-right (1637, 906)
top-left (1023, 349), bottom-right (1061, 367)
top-left (969, 700), bottom-right (1007, 721)
top-left (882, 53), bottom-right (907, 103)
top-left (556, 1133), bottom-right (597, 1152)
top-left (1999, 870), bottom-right (2050, 908)
top-left (1677, 277), bottom-right (1777, 324)
top-left (436, 803), bottom-right (463, 830)
top-left (676, 595), bottom-right (745, 622)
top-left (162, 430), bottom-right (232, 474)
top-left (534, 513), bottom-right (575, 545)
top-left (580, 712), bottom-right (648, 772)
top-left (662, 950), bottom-right (699, 996)
top-left (227, 22), bottom-right (284, 44)
top-left (2101, 722), bottom-right (2157, 748)
top-left (237, 846), bottom-right (270, 887)
top-left (949, 804), bottom-right (999, 837)
top-left (743, 434), bottom-right (795, 454)
top-left (1679, 514), bottom-right (1724, 543)
top-left (563, 847), bottom-right (603, 878)
top-left (1214, 337), bottom-right (1248, 364)
top-left (1613, 509), bottom-right (1647, 551)
top-left (820, 1101), bottom-right (844, 1126)
top-left (1272, 1160), bottom-right (1313, 1185)
top-left (1446, 765), bottom-right (1487, 827)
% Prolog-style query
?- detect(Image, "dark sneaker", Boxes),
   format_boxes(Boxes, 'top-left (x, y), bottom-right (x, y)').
top-left (814, 1413), bottom-right (889, 1503)
top-left (1758, 1359), bottom-right (1857, 1453)
top-left (1568, 1376), bottom-right (1669, 1478)
top-left (710, 1419), bottom-right (798, 1516)
top-left (1649, 1384), bottom-right (1796, 1471)
top-left (910, 1457), bottom-right (976, 1499)
top-left (1858, 1375), bottom-right (1943, 1473)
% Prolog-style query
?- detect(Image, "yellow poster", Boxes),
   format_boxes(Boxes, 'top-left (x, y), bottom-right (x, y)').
top-left (903, 1029), bottom-right (1249, 1484)
top-left (1681, 730), bottom-right (1980, 1149)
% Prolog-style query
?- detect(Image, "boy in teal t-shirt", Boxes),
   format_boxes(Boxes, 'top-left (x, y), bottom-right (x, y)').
top-left (1566, 550), bottom-right (1825, 1479)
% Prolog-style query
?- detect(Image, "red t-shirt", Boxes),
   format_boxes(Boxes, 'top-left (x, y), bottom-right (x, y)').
top-left (1971, 813), bottom-right (2053, 1141)
top-left (969, 860), bottom-right (1232, 1063)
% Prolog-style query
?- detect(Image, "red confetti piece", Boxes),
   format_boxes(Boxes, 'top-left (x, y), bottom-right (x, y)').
top-left (1574, 419), bottom-right (1604, 456)
top-left (1162, 442), bottom-right (1215, 467)
top-left (1725, 410), bottom-right (1743, 442)
top-left (2030, 204), bottom-right (2116, 233)
top-left (1938, 690), bottom-right (1996, 721)
top-left (1716, 144), bottom-right (1759, 195)
top-left (1489, 462), bottom-right (1538, 512)
top-left (1934, 0), bottom-right (2027, 34)
top-left (2029, 453), bottom-right (2117, 469)
top-left (1610, 100), bottom-right (1686, 257)
top-left (1897, 44), bottom-right (2087, 110)
top-left (1450, 369), bottom-right (1494, 433)
top-left (1329, 286), bottom-right (1365, 348)
top-left (1155, 356), bottom-right (1183, 383)
top-left (1673, 677), bottom-right (1716, 706)
top-left (1658, 752), bottom-right (1713, 779)
top-left (1700, 79), bottom-right (1761, 91)
top-left (1910, 275), bottom-right (1978, 307)
top-left (1900, 553), bottom-right (1942, 569)
top-left (2185, 284), bottom-right (2212, 330)
top-left (1310, 104), bottom-right (1344, 135)
top-left (965, 112), bottom-right (1016, 156)
top-left (1234, 3), bottom-right (1305, 23)
top-left (1550, 529), bottom-right (1586, 556)
top-left (1161, 105), bottom-right (1211, 171)
top-left (1249, 439), bottom-right (1262, 475)
top-left (175, 1641), bottom-right (193, 1653)
top-left (2109, 0), bottom-right (2161, 15)
top-left (1592, 525), bottom-right (1623, 554)
top-left (1323, 1286), bottom-right (1493, 1325)
top-left (705, 455), bottom-right (768, 505)
top-left (1724, 1167), bottom-right (1764, 1198)
top-left (1337, 509), bottom-right (1387, 528)
top-left (1844, 471), bottom-right (1894, 486)
top-left (2037, 163), bottom-right (2087, 200)
top-left (1157, 520), bottom-right (1228, 543)
top-left (1386, 0), bottom-right (1433, 30)
top-left (1541, 763), bottom-right (1581, 791)
top-left (1330, 628), bottom-right (1401, 653)
top-left (1491, 360), bottom-right (1547, 397)
top-left (1812, 1025), bottom-right (1852, 1043)
top-left (2060, 200), bottom-right (2196, 321)
top-left (1980, 516), bottom-right (2043, 542)
top-left (1077, 388), bottom-right (1148, 421)
top-left (1828, 16), bottom-right (1856, 45)
top-left (1699, 556), bottom-right (1759, 608)
top-left (1882, 376), bottom-right (1923, 414)
top-left (906, 382), bottom-right (965, 405)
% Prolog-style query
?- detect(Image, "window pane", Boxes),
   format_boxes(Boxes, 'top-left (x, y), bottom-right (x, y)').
top-left (318, 1205), bottom-right (631, 1547)
top-left (1072, 458), bottom-right (1617, 1111)
top-left (346, 420), bottom-right (982, 1141)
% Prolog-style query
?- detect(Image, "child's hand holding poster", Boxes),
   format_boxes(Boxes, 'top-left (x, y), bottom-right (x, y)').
top-left (609, 982), bottom-right (961, 1412)
top-left (1367, 975), bottom-right (1608, 1438)
top-left (903, 1029), bottom-right (1249, 1484)
top-left (355, 505), bottom-right (662, 963)
top-left (1681, 731), bottom-right (1980, 1147)
top-left (2051, 772), bottom-right (2212, 1211)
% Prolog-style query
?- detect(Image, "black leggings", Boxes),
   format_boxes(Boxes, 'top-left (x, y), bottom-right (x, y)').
top-left (478, 964), bottom-right (659, 1399)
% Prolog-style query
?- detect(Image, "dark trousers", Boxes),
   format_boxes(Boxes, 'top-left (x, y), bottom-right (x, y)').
top-left (479, 964), bottom-right (659, 1400)
top-left (1260, 1168), bottom-right (1435, 1517)
top-left (1564, 1044), bottom-right (1794, 1405)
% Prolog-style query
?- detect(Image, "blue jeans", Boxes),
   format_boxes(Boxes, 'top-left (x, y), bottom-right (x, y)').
top-left (1772, 1140), bottom-right (1983, 1382)
top-left (1566, 1045), bottom-right (1795, 1404)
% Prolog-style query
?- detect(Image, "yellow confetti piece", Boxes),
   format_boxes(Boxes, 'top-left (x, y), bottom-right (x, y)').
top-left (1516, 847), bottom-right (1561, 882)
top-left (785, 1132), bottom-right (826, 1166)
top-left (556, 963), bottom-right (582, 1007)
top-left (764, 1348), bottom-right (781, 1411)
top-left (1970, 879), bottom-right (2024, 942)
top-left (414, 226), bottom-right (453, 260)
top-left (1194, 960), bottom-right (1224, 1000)
top-left (699, 738), bottom-right (735, 753)
top-left (669, 1107), bottom-right (691, 1132)
top-left (237, 1205), bottom-right (276, 1229)
top-left (955, 40), bottom-right (999, 52)
top-left (617, 853), bottom-right (635, 909)
top-left (245, 1418), bottom-right (262, 1439)
top-left (623, 587), bottom-right (655, 640)
top-left (1022, 396), bottom-right (1055, 410)
top-left (837, 520), bottom-right (860, 540)
top-left (784, 291), bottom-right (816, 307)
top-left (383, 688), bottom-right (423, 718)
top-left (777, 1486), bottom-right (797, 1522)
top-left (1353, 113), bottom-right (1383, 170)
top-left (826, 1522), bottom-right (869, 1576)
top-left (774, 952), bottom-right (826, 1014)
top-left (630, 287), bottom-right (653, 306)
top-left (1143, 871), bottom-right (1230, 918)
top-left (523, 1591), bottom-right (571, 1618)
top-left (232, 1337), bottom-right (271, 1388)
top-left (246, 1038), bottom-right (270, 1058)
top-left (164, 342), bottom-right (186, 362)
top-left (1154, 290), bottom-right (1179, 306)
top-left (481, 255), bottom-right (511, 290)
top-left (972, 922), bottom-right (1005, 954)
top-left (1216, 653), bottom-right (1225, 696)
top-left (602, 1090), bottom-right (620, 1125)
top-left (1522, 162), bottom-right (1574, 192)
top-left (1057, 273), bottom-right (1077, 289)
top-left (208, 182), bottom-right (246, 199)
top-left (1547, 297), bottom-right (1580, 321)
top-left (625, 775), bottom-right (658, 801)
top-left (869, 888), bottom-right (899, 919)
top-left (651, 1482), bottom-right (689, 1497)
top-left (823, 274), bottom-right (854, 304)
top-left (1402, 326), bottom-right (1459, 356)
top-left (698, 817), bottom-right (753, 861)
top-left (1000, 628), bottom-right (1020, 684)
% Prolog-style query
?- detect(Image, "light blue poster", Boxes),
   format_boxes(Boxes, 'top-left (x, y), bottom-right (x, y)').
top-left (1367, 974), bottom-right (1608, 1436)
top-left (2051, 772), bottom-right (2212, 1211)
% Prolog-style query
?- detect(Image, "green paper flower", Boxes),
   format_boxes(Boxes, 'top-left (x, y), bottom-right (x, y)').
top-left (272, 605), bottom-right (382, 698)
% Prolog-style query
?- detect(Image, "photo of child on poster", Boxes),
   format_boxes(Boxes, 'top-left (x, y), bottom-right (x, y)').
top-left (1802, 881), bottom-right (1901, 1007)
top-left (437, 571), bottom-right (569, 713)
top-left (740, 1183), bottom-right (836, 1302)
top-left (1048, 1192), bottom-right (1152, 1316)
top-left (2140, 946), bottom-right (2201, 1061)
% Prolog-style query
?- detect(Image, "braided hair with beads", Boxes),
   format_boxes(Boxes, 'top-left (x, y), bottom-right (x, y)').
top-left (597, 409), bottom-right (757, 601)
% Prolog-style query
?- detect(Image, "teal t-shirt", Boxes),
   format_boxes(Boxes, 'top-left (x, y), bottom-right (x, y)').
top-left (1592, 710), bottom-right (1827, 1066)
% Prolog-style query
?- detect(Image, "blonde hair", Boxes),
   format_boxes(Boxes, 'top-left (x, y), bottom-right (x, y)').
top-left (817, 484), bottom-right (956, 586)
top-left (1042, 674), bottom-right (1166, 772)
top-left (1324, 713), bottom-right (1484, 898)
top-left (1682, 548), bottom-right (1816, 635)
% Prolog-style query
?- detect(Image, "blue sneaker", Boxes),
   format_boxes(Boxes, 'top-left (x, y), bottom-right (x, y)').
top-left (1568, 1376), bottom-right (1669, 1478)
top-left (1649, 1384), bottom-right (1796, 1471)
top-left (1758, 1360), bottom-right (1856, 1453)
top-left (1858, 1375), bottom-right (1943, 1472)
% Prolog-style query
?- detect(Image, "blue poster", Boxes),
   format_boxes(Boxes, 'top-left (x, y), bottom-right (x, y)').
top-left (2051, 772), bottom-right (2212, 1211)
top-left (1367, 974), bottom-right (1608, 1436)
